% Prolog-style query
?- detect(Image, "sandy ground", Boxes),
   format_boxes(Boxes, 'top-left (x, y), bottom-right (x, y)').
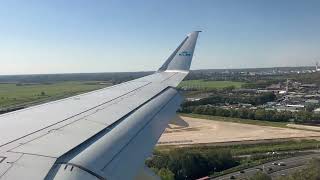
top-left (158, 116), bottom-right (320, 145)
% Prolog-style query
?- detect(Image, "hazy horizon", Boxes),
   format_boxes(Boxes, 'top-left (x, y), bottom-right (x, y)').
top-left (1, 0), bottom-right (320, 75)
top-left (0, 65), bottom-right (316, 76)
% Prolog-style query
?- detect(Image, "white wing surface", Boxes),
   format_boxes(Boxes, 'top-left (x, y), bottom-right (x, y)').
top-left (0, 31), bottom-right (200, 180)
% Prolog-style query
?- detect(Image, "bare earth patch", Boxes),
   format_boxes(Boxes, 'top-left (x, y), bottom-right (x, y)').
top-left (158, 116), bottom-right (320, 145)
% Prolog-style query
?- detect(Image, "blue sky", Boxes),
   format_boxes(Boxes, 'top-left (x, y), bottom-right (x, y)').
top-left (1, 0), bottom-right (320, 74)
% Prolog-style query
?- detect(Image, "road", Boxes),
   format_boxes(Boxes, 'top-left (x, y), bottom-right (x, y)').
top-left (213, 153), bottom-right (320, 180)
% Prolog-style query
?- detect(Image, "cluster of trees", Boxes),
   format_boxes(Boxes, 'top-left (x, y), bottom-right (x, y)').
top-left (242, 79), bottom-right (282, 89)
top-left (0, 107), bottom-right (24, 115)
top-left (183, 93), bottom-right (276, 107)
top-left (288, 71), bottom-right (320, 85)
top-left (181, 106), bottom-right (320, 123)
top-left (151, 168), bottom-right (175, 180)
top-left (146, 148), bottom-right (239, 180)
top-left (184, 71), bottom-right (244, 81)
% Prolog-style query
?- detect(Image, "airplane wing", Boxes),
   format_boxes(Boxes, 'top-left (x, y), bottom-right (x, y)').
top-left (0, 31), bottom-right (200, 180)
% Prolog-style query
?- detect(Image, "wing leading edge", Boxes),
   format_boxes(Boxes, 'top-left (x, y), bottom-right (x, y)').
top-left (0, 31), bottom-right (200, 180)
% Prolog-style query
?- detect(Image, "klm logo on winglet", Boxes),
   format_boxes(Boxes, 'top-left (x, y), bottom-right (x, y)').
top-left (178, 51), bottom-right (192, 56)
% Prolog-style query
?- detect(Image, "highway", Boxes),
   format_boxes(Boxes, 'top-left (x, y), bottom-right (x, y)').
top-left (213, 153), bottom-right (320, 180)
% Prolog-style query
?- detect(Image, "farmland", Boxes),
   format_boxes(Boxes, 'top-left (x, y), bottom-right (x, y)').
top-left (0, 81), bottom-right (111, 109)
top-left (0, 79), bottom-right (245, 109)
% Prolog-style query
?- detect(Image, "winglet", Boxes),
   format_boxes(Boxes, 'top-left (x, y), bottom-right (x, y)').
top-left (158, 31), bottom-right (201, 72)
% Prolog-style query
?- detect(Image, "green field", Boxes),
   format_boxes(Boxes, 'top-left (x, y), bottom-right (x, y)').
top-left (179, 113), bottom-right (288, 128)
top-left (156, 139), bottom-right (320, 156)
top-left (0, 81), bottom-right (111, 109)
top-left (178, 80), bottom-right (245, 90)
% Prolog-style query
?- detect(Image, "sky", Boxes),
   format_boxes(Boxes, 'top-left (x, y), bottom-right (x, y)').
top-left (1, 0), bottom-right (320, 75)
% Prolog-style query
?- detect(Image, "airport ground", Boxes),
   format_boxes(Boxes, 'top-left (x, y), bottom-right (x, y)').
top-left (1, 78), bottom-right (320, 179)
top-left (155, 115), bottom-right (320, 179)
top-left (158, 116), bottom-right (320, 146)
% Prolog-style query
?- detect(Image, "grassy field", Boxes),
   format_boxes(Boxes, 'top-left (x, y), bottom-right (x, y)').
top-left (156, 139), bottom-right (320, 155)
top-left (178, 80), bottom-right (245, 90)
top-left (179, 113), bottom-right (289, 128)
top-left (0, 81), bottom-right (111, 109)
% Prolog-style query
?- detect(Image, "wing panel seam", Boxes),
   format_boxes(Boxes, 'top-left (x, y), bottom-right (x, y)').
top-left (0, 82), bottom-right (151, 148)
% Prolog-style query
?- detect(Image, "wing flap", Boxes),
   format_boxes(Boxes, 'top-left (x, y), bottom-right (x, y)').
top-left (10, 120), bottom-right (106, 157)
top-left (1, 154), bottom-right (56, 180)
top-left (0, 81), bottom-right (149, 147)
top-left (47, 88), bottom-right (182, 179)
top-left (99, 89), bottom-right (182, 180)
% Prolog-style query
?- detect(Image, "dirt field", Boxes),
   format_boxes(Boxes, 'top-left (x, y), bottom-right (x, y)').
top-left (158, 116), bottom-right (320, 145)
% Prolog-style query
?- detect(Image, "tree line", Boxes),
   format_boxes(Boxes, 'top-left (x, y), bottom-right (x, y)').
top-left (180, 106), bottom-right (320, 124)
top-left (183, 92), bottom-right (276, 107)
top-left (146, 148), bottom-right (239, 180)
